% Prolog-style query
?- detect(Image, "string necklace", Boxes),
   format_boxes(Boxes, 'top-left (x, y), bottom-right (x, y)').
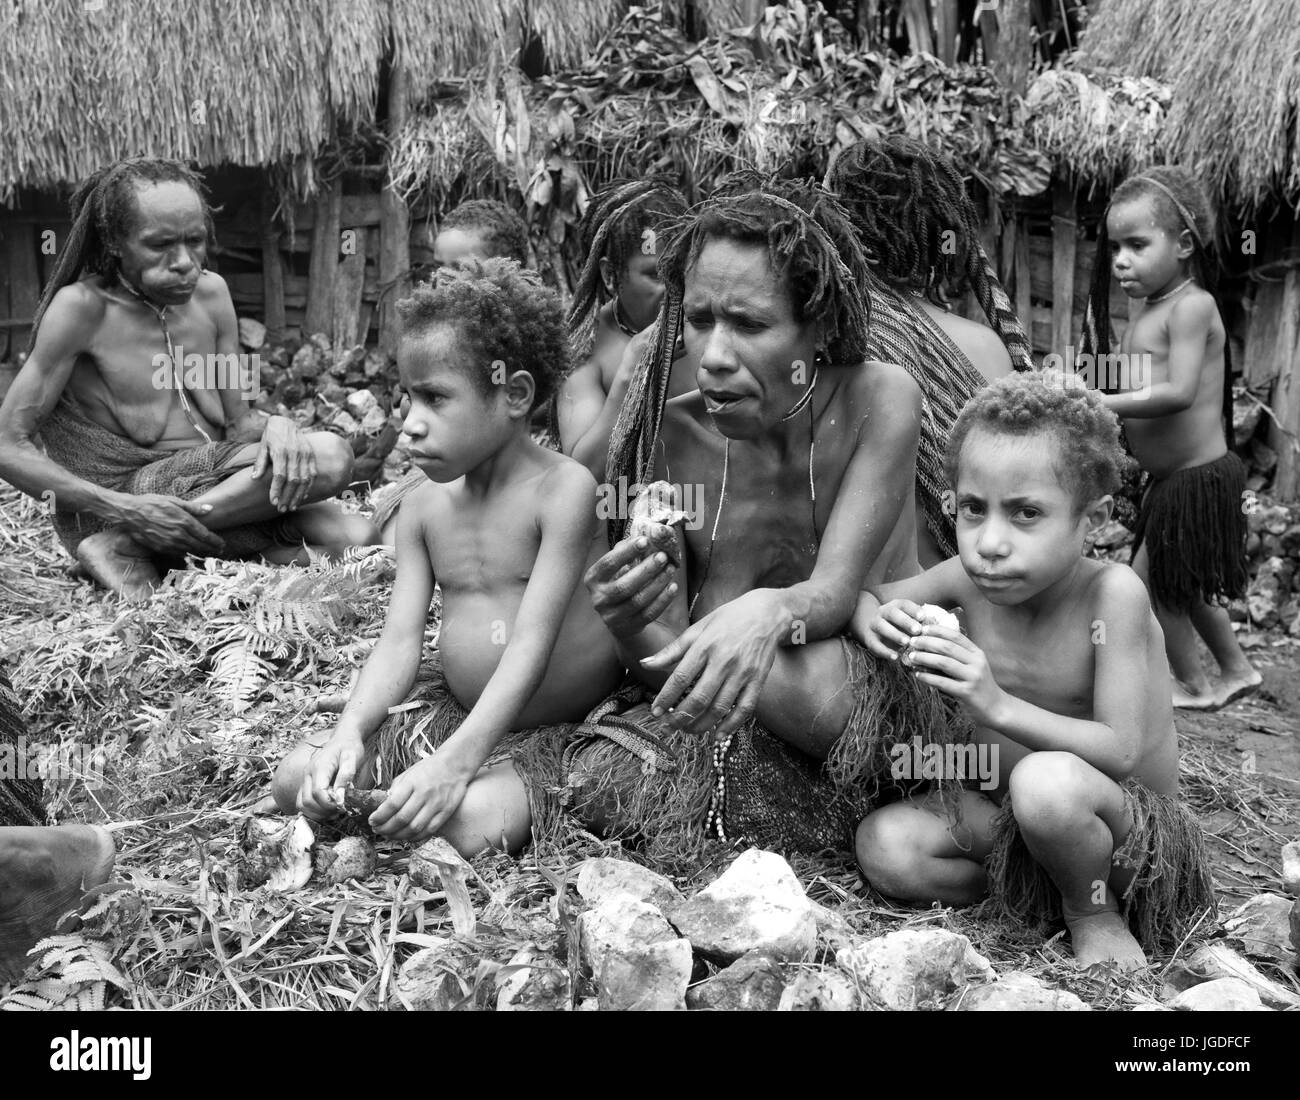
top-left (120, 277), bottom-right (215, 444)
top-left (1145, 277), bottom-right (1193, 304)
top-left (688, 365), bottom-right (820, 618)
top-left (613, 297), bottom-right (640, 338)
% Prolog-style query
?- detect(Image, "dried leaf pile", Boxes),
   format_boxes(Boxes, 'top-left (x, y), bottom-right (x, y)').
top-left (1, 482), bottom-right (1297, 1011)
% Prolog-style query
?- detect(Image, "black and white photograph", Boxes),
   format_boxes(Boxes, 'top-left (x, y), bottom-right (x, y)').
top-left (0, 0), bottom-right (1296, 1059)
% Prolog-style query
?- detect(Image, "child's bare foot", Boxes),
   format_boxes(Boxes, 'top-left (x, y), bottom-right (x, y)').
top-left (1171, 678), bottom-right (1218, 711)
top-left (75, 528), bottom-right (161, 599)
top-left (1217, 668), bottom-right (1262, 707)
top-left (1066, 910), bottom-right (1148, 971)
top-left (0, 825), bottom-right (117, 982)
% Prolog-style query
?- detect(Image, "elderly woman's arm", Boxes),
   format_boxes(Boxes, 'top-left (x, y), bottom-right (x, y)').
top-left (640, 362), bottom-right (922, 739)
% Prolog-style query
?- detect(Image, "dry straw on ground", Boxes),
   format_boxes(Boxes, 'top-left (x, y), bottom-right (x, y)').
top-left (1, 482), bottom-right (1297, 1010)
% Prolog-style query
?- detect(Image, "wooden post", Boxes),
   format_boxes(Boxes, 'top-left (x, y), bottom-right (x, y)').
top-left (379, 65), bottom-right (412, 358)
top-left (260, 188), bottom-right (286, 345)
top-left (988, 1), bottom-right (1033, 94)
top-left (6, 221), bottom-right (41, 359)
top-left (934, 0), bottom-right (959, 64)
top-left (901, 0), bottom-right (933, 55)
top-left (332, 225), bottom-right (369, 353)
top-left (0, 221), bottom-right (11, 362)
top-left (1050, 179), bottom-right (1077, 358)
top-left (1014, 214), bottom-right (1033, 349)
top-left (1268, 221), bottom-right (1300, 498)
top-left (304, 178), bottom-right (342, 340)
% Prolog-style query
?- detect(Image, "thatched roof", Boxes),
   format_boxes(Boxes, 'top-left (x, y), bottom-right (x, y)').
top-left (1060, 0), bottom-right (1300, 209)
top-left (0, 0), bottom-right (628, 203)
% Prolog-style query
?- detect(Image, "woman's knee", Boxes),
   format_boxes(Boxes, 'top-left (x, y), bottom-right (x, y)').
top-left (309, 433), bottom-right (356, 496)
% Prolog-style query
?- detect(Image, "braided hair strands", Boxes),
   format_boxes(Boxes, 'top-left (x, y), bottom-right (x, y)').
top-left (605, 174), bottom-right (873, 542)
top-left (828, 135), bottom-right (1033, 373)
top-left (566, 178), bottom-right (687, 359)
top-left (28, 157), bottom-right (215, 355)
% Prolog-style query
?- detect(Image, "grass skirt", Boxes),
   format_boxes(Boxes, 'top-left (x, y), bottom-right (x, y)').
top-left (1130, 451), bottom-right (1248, 613)
top-left (710, 638), bottom-right (970, 854)
top-left (39, 398), bottom-right (300, 558)
top-left (0, 663), bottom-right (45, 827)
top-left (983, 777), bottom-right (1217, 954)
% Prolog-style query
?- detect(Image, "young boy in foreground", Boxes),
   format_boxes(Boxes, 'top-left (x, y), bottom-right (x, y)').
top-left (274, 260), bottom-right (622, 855)
top-left (852, 373), bottom-right (1214, 970)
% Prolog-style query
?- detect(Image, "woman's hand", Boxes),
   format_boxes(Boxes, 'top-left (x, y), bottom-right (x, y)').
top-left (584, 536), bottom-right (679, 640)
top-left (252, 415), bottom-right (317, 512)
top-left (640, 588), bottom-right (792, 742)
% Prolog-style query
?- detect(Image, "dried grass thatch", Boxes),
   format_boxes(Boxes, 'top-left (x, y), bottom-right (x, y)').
top-left (1074, 0), bottom-right (1300, 210)
top-left (0, 0), bottom-right (632, 202)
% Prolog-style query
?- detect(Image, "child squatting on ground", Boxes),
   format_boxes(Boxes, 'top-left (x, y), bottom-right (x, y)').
top-left (273, 259), bottom-right (623, 855)
top-left (851, 372), bottom-right (1214, 971)
top-left (1084, 165), bottom-right (1259, 710)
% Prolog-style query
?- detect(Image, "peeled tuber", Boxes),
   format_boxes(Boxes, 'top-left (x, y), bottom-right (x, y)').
top-left (915, 604), bottom-right (960, 631)
top-left (628, 481), bottom-right (687, 566)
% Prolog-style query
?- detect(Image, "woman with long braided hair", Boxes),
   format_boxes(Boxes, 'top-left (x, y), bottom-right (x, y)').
top-left (553, 178), bottom-right (688, 477)
top-left (577, 173), bottom-right (966, 854)
top-left (827, 135), bottom-right (1035, 564)
top-left (0, 156), bottom-right (375, 596)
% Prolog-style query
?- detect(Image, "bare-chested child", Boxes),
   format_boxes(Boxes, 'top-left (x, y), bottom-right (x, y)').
top-left (372, 199), bottom-right (532, 545)
top-left (1084, 166), bottom-right (1258, 709)
top-left (274, 260), bottom-right (622, 855)
top-left (852, 373), bottom-right (1214, 970)
top-left (554, 179), bottom-right (690, 477)
top-left (0, 157), bottom-right (375, 597)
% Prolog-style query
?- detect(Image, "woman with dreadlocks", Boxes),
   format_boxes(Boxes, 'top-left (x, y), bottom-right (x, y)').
top-left (827, 135), bottom-right (1034, 567)
top-left (577, 174), bottom-right (966, 854)
top-left (0, 156), bottom-right (375, 597)
top-left (554, 178), bottom-right (689, 477)
top-left (1081, 166), bottom-right (1258, 710)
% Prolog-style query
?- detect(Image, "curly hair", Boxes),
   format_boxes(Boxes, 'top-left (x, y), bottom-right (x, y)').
top-left (656, 170), bottom-right (873, 365)
top-left (29, 156), bottom-right (215, 353)
top-left (441, 199), bottom-right (530, 266)
top-left (396, 258), bottom-right (568, 412)
top-left (566, 178), bottom-right (687, 352)
top-left (1079, 165), bottom-right (1230, 444)
top-left (944, 371), bottom-right (1128, 510)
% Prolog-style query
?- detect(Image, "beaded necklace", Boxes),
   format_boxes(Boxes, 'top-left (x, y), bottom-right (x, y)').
top-left (1145, 277), bottom-right (1193, 304)
top-left (119, 277), bottom-right (215, 444)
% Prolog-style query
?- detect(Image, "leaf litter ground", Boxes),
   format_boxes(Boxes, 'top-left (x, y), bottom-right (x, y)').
top-left (1, 484), bottom-right (1297, 1011)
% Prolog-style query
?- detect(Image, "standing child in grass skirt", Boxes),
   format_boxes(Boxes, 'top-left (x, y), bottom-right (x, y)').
top-left (1081, 165), bottom-right (1258, 710)
top-left (274, 260), bottom-right (630, 855)
top-left (852, 373), bottom-right (1214, 969)
top-left (370, 199), bottom-right (533, 545)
